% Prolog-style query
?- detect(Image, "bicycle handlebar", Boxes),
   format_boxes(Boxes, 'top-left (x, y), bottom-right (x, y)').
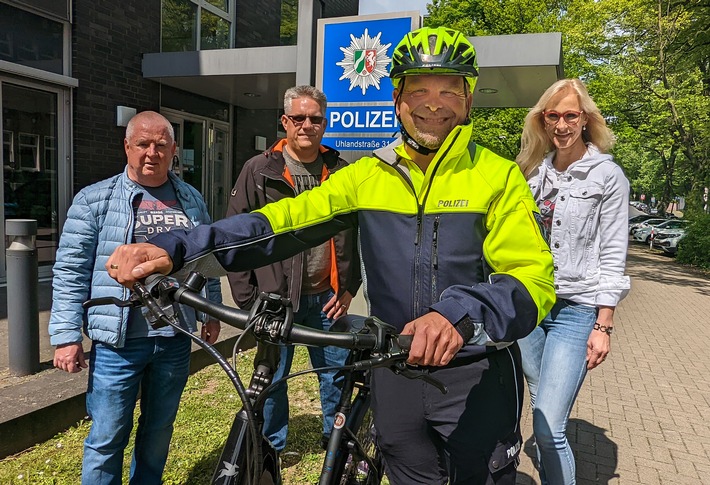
top-left (83, 272), bottom-right (446, 393)
top-left (84, 272), bottom-right (410, 355)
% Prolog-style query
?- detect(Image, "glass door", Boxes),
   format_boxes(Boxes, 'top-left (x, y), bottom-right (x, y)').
top-left (207, 122), bottom-right (230, 221)
top-left (164, 113), bottom-right (205, 198)
top-left (181, 120), bottom-right (205, 194)
top-left (163, 109), bottom-right (231, 222)
top-left (1, 80), bottom-right (68, 280)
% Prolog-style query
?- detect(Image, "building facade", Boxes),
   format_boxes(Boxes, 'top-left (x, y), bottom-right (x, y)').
top-left (0, 0), bottom-right (357, 282)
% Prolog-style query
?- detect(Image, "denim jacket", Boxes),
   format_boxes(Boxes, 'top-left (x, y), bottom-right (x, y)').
top-left (528, 145), bottom-right (630, 307)
top-left (49, 168), bottom-right (222, 348)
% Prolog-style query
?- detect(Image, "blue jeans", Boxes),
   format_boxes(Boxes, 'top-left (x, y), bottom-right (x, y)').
top-left (518, 299), bottom-right (597, 485)
top-left (262, 290), bottom-right (349, 451)
top-left (82, 334), bottom-right (191, 485)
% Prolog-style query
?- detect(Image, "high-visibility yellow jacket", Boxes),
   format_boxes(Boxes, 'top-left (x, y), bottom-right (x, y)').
top-left (157, 123), bottom-right (555, 359)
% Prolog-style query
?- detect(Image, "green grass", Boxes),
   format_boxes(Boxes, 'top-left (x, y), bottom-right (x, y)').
top-left (0, 347), bottom-right (342, 484)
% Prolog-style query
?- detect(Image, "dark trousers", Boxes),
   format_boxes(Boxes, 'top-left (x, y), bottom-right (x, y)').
top-left (371, 344), bottom-right (524, 485)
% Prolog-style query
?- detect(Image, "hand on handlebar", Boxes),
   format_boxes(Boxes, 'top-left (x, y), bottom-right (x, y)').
top-left (106, 243), bottom-right (174, 288)
top-left (401, 312), bottom-right (463, 367)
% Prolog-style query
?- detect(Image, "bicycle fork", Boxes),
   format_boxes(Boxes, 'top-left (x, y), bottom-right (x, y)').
top-left (319, 370), bottom-right (376, 485)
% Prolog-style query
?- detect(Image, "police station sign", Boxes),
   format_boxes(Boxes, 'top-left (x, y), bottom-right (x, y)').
top-left (316, 12), bottom-right (421, 153)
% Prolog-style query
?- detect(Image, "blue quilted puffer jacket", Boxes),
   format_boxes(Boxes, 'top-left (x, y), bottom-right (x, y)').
top-left (48, 168), bottom-right (222, 348)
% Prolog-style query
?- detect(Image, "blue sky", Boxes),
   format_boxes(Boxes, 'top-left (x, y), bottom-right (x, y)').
top-left (358, 0), bottom-right (430, 16)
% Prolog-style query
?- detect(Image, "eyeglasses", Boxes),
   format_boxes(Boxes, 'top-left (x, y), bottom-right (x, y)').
top-left (285, 114), bottom-right (326, 126)
top-left (542, 110), bottom-right (584, 125)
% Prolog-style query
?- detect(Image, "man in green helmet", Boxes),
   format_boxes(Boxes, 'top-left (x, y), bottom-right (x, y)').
top-left (107, 26), bottom-right (555, 484)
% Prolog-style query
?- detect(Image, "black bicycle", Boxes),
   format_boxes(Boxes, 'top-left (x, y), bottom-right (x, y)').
top-left (84, 272), bottom-right (446, 485)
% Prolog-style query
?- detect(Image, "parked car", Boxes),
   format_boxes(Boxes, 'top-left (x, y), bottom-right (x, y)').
top-left (628, 214), bottom-right (658, 233)
top-left (651, 226), bottom-right (688, 255)
top-left (634, 219), bottom-right (689, 244)
top-left (630, 201), bottom-right (650, 213)
top-left (630, 218), bottom-right (666, 237)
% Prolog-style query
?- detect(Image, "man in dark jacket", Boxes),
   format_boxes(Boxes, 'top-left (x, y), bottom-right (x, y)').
top-left (226, 85), bottom-right (360, 451)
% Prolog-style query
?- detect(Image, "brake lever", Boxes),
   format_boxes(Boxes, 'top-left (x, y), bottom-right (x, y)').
top-left (133, 280), bottom-right (180, 329)
top-left (393, 362), bottom-right (448, 394)
top-left (82, 293), bottom-right (142, 310)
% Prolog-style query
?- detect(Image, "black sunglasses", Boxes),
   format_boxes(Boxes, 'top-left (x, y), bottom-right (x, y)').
top-left (285, 114), bottom-right (326, 125)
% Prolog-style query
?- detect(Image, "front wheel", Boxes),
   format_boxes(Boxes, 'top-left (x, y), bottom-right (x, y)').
top-left (339, 409), bottom-right (385, 485)
top-left (258, 470), bottom-right (276, 485)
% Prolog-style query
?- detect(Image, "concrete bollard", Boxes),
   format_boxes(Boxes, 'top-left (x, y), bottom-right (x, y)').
top-left (6, 219), bottom-right (39, 376)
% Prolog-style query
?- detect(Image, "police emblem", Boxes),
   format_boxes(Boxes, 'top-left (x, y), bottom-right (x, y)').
top-left (354, 49), bottom-right (377, 75)
top-left (337, 29), bottom-right (392, 95)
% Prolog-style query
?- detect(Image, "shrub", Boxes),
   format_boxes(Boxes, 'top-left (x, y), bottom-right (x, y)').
top-left (676, 214), bottom-right (710, 269)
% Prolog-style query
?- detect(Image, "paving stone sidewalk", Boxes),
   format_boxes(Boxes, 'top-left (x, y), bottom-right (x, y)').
top-left (516, 244), bottom-right (710, 485)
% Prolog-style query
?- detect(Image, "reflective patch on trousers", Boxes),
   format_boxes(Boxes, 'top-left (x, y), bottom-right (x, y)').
top-left (488, 430), bottom-right (522, 474)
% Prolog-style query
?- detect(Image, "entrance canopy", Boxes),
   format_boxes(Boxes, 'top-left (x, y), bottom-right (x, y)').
top-left (142, 32), bottom-right (562, 110)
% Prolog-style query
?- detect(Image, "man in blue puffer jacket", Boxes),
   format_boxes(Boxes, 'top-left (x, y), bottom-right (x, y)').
top-left (48, 110), bottom-right (222, 485)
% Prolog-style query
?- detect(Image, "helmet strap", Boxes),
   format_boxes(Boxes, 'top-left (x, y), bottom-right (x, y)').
top-left (399, 124), bottom-right (438, 155)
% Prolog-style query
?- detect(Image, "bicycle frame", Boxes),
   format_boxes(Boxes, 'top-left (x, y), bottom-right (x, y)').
top-left (212, 341), bottom-right (282, 485)
top-left (83, 273), bottom-right (440, 485)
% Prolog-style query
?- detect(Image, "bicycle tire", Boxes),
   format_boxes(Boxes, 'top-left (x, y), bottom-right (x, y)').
top-left (338, 409), bottom-right (385, 485)
top-left (257, 470), bottom-right (276, 485)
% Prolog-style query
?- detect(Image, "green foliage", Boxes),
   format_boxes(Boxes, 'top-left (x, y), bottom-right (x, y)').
top-left (469, 108), bottom-right (527, 159)
top-left (676, 214), bottom-right (710, 268)
top-left (426, 0), bottom-right (710, 225)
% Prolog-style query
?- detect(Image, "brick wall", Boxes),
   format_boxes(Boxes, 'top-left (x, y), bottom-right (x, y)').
top-left (71, 0), bottom-right (161, 191)
top-left (235, 0), bottom-right (282, 48)
top-left (323, 0), bottom-right (358, 18)
top-left (233, 106), bottom-right (280, 172)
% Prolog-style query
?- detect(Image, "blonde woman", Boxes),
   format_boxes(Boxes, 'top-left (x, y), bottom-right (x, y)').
top-left (516, 79), bottom-right (630, 484)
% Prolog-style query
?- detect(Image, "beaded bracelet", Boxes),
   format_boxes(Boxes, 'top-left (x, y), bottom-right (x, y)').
top-left (593, 322), bottom-right (613, 335)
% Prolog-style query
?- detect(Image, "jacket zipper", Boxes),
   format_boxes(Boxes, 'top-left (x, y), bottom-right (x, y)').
top-left (117, 188), bottom-right (137, 347)
top-left (418, 133), bottom-right (457, 310)
top-left (260, 168), bottom-right (306, 311)
top-left (431, 215), bottom-right (440, 303)
top-left (432, 215), bottom-right (440, 270)
top-left (388, 132), bottom-right (460, 318)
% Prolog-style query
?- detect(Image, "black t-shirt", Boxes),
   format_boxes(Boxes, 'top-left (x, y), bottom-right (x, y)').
top-left (127, 182), bottom-right (195, 338)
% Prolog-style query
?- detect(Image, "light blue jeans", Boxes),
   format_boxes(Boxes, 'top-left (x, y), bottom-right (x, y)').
top-left (262, 290), bottom-right (349, 451)
top-left (518, 299), bottom-right (597, 485)
top-left (82, 334), bottom-right (191, 485)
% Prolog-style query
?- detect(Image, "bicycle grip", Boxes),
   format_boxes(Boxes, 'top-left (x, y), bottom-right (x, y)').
top-left (395, 334), bottom-right (413, 351)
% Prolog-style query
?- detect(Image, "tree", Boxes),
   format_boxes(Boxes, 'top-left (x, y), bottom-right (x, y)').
top-left (562, 0), bottom-right (710, 213)
top-left (426, 0), bottom-right (710, 214)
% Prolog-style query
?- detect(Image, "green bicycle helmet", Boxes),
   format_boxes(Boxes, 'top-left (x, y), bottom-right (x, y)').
top-left (390, 27), bottom-right (479, 91)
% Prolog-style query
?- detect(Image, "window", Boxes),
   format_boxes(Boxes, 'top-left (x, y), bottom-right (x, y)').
top-left (200, 9), bottom-right (230, 50)
top-left (18, 133), bottom-right (39, 172)
top-left (162, 0), bottom-right (233, 52)
top-left (205, 0), bottom-right (229, 13)
top-left (44, 135), bottom-right (56, 171)
top-left (0, 3), bottom-right (65, 75)
top-left (280, 0), bottom-right (298, 46)
top-left (2, 131), bottom-right (13, 169)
